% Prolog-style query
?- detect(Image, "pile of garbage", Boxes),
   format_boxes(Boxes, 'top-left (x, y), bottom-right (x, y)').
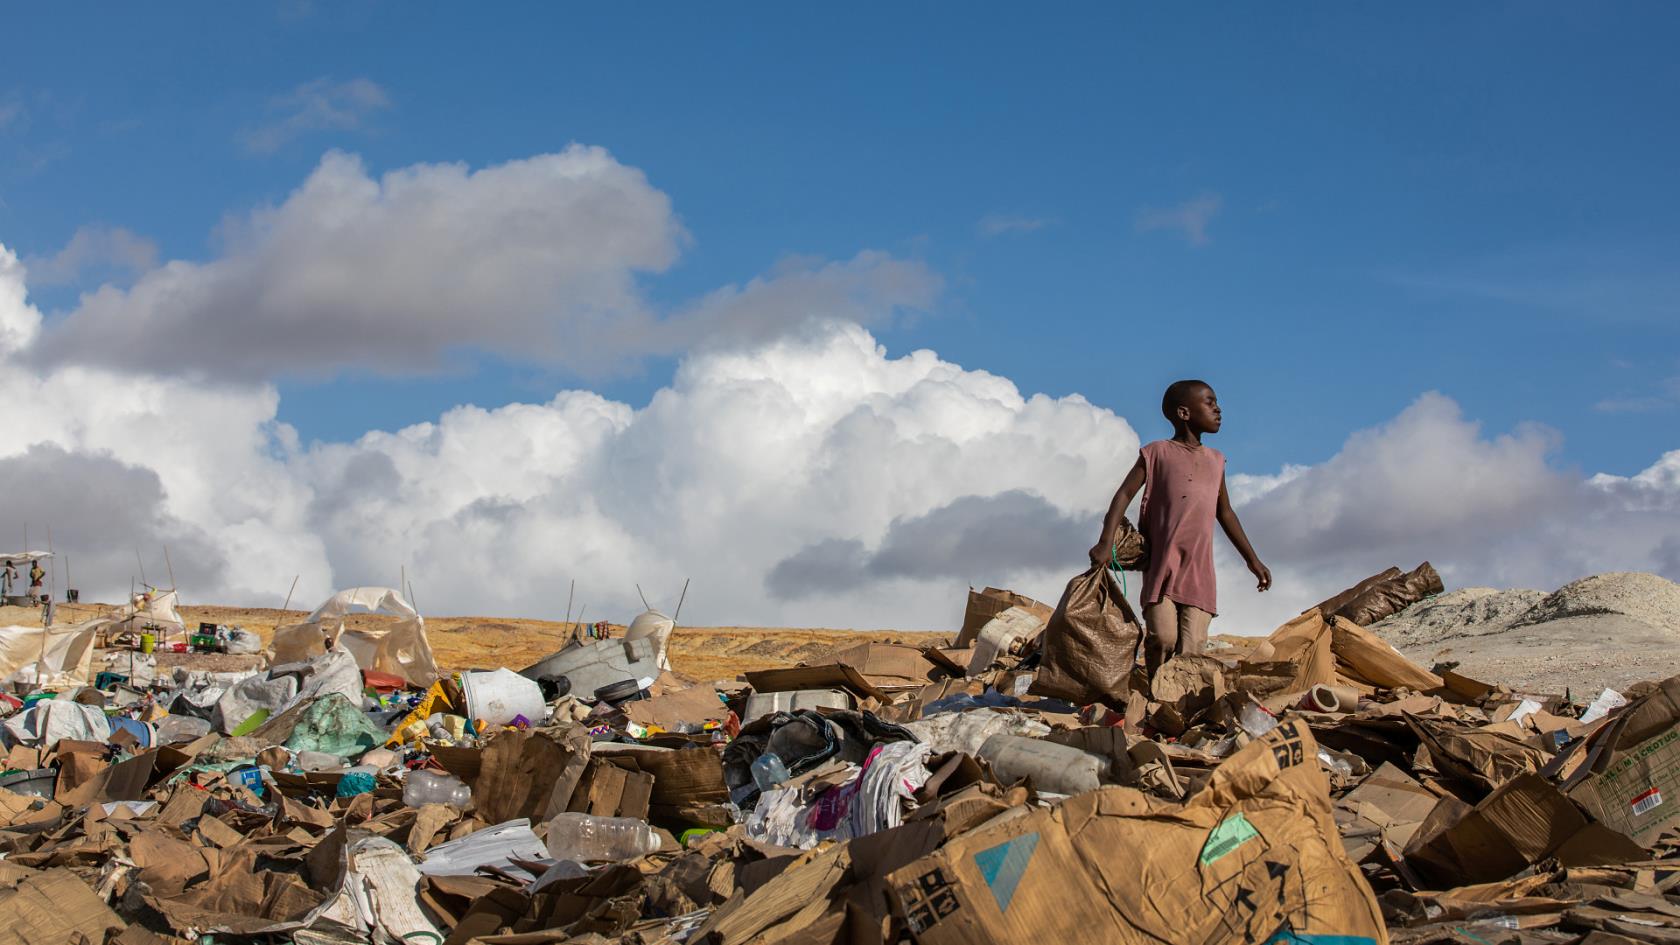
top-left (4, 570), bottom-right (1680, 945)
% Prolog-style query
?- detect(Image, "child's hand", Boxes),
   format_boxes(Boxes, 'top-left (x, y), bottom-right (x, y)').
top-left (1249, 559), bottom-right (1272, 592)
top-left (1087, 541), bottom-right (1109, 569)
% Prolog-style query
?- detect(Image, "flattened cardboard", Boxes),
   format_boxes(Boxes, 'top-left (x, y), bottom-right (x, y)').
top-left (1329, 616), bottom-right (1443, 692)
top-left (1405, 713), bottom-right (1548, 796)
top-left (921, 647), bottom-right (971, 679)
top-left (744, 665), bottom-right (888, 702)
top-left (828, 642), bottom-right (934, 687)
top-left (886, 720), bottom-right (1387, 945)
top-left (623, 685), bottom-right (728, 729)
top-left (1338, 762), bottom-right (1438, 842)
top-left (0, 868), bottom-right (126, 945)
top-left (60, 750), bottom-right (158, 807)
top-left (695, 842), bottom-right (851, 945)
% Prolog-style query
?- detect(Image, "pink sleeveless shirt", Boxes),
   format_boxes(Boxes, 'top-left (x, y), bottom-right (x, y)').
top-left (1138, 440), bottom-right (1224, 615)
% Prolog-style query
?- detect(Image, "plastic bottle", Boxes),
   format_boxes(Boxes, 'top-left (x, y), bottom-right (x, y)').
top-left (750, 753), bottom-right (790, 792)
top-left (543, 813), bottom-right (662, 863)
top-left (403, 769), bottom-right (472, 808)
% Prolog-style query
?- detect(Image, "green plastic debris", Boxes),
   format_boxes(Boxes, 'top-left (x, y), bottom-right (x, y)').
top-left (230, 708), bottom-right (270, 737)
top-left (282, 693), bottom-right (383, 757)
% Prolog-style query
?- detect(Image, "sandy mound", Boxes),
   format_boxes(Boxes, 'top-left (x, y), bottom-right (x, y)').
top-left (1370, 586), bottom-right (1547, 648)
top-left (1370, 571), bottom-right (1680, 695)
top-left (1511, 571), bottom-right (1680, 629)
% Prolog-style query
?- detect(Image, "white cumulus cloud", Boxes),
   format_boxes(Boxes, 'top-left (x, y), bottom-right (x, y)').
top-left (38, 149), bottom-right (938, 384)
top-left (41, 147), bottom-right (683, 379)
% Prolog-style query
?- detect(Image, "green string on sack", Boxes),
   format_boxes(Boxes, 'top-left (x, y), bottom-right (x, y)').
top-left (1110, 544), bottom-right (1129, 598)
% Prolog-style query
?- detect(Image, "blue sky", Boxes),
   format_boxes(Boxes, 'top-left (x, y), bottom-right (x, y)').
top-left (1, 6), bottom-right (1677, 627)
top-left (7, 4), bottom-right (1676, 476)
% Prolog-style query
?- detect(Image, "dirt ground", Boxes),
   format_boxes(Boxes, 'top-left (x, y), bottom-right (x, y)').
top-left (18, 601), bottom-right (948, 681)
top-left (20, 598), bottom-right (1258, 682)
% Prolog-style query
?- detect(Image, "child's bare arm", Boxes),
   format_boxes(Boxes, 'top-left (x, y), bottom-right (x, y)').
top-left (1088, 456), bottom-right (1147, 566)
top-left (1216, 474), bottom-right (1272, 591)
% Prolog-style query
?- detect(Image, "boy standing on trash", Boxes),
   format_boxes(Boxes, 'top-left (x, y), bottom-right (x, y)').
top-left (1089, 380), bottom-right (1271, 681)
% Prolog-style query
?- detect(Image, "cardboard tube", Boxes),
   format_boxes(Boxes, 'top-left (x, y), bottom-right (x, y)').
top-left (1326, 685), bottom-right (1361, 711)
top-left (1303, 684), bottom-right (1341, 713)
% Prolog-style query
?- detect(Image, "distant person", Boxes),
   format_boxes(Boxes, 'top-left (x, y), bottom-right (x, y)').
top-left (28, 561), bottom-right (44, 605)
top-left (1, 560), bottom-right (14, 599)
top-left (1089, 380), bottom-right (1271, 682)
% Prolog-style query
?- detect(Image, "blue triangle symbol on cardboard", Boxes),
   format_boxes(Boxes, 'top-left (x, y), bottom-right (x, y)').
top-left (972, 832), bottom-right (1039, 914)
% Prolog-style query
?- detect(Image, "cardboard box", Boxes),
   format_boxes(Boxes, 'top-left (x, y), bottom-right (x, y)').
top-left (1558, 674), bottom-right (1680, 847)
top-left (956, 587), bottom-right (1051, 648)
top-left (570, 757), bottom-right (654, 820)
top-left (886, 720), bottom-right (1387, 945)
top-left (1402, 772), bottom-right (1647, 888)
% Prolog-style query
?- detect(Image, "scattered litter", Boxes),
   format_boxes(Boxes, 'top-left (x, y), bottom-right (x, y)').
top-left (4, 571), bottom-right (1680, 944)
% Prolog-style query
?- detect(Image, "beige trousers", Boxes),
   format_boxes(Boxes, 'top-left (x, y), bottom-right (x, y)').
top-left (1143, 596), bottom-right (1212, 680)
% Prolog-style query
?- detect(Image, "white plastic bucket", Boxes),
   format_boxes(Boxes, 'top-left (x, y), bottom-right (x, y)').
top-left (461, 668), bottom-right (548, 727)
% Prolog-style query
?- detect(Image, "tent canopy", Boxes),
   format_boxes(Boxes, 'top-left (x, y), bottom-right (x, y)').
top-left (0, 620), bottom-right (100, 687)
top-left (0, 551), bottom-right (53, 564)
top-left (269, 586), bottom-right (440, 688)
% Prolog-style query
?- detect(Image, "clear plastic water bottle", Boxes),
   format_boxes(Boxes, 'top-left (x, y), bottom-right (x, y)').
top-left (543, 813), bottom-right (662, 862)
top-left (750, 752), bottom-right (790, 792)
top-left (402, 769), bottom-right (472, 808)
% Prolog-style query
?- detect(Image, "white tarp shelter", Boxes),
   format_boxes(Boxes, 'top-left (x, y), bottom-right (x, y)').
top-left (269, 586), bottom-right (440, 688)
top-left (0, 619), bottom-right (100, 687)
top-left (109, 589), bottom-right (186, 638)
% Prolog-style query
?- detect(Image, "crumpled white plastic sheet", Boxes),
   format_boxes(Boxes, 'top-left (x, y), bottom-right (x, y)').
top-left (902, 707), bottom-right (1050, 756)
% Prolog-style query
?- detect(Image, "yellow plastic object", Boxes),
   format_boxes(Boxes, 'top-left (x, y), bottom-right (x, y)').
top-left (390, 718), bottom-right (429, 746)
top-left (383, 679), bottom-right (456, 746)
top-left (139, 634), bottom-right (155, 654)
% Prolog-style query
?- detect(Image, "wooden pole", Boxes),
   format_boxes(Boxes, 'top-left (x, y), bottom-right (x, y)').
top-left (135, 547), bottom-right (147, 588)
top-left (163, 545), bottom-right (176, 591)
top-left (274, 574), bottom-right (300, 634)
top-left (37, 529), bottom-right (52, 671)
top-left (673, 578), bottom-right (691, 625)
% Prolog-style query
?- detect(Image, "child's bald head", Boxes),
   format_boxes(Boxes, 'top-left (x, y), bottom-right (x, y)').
top-left (1161, 379), bottom-right (1211, 422)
